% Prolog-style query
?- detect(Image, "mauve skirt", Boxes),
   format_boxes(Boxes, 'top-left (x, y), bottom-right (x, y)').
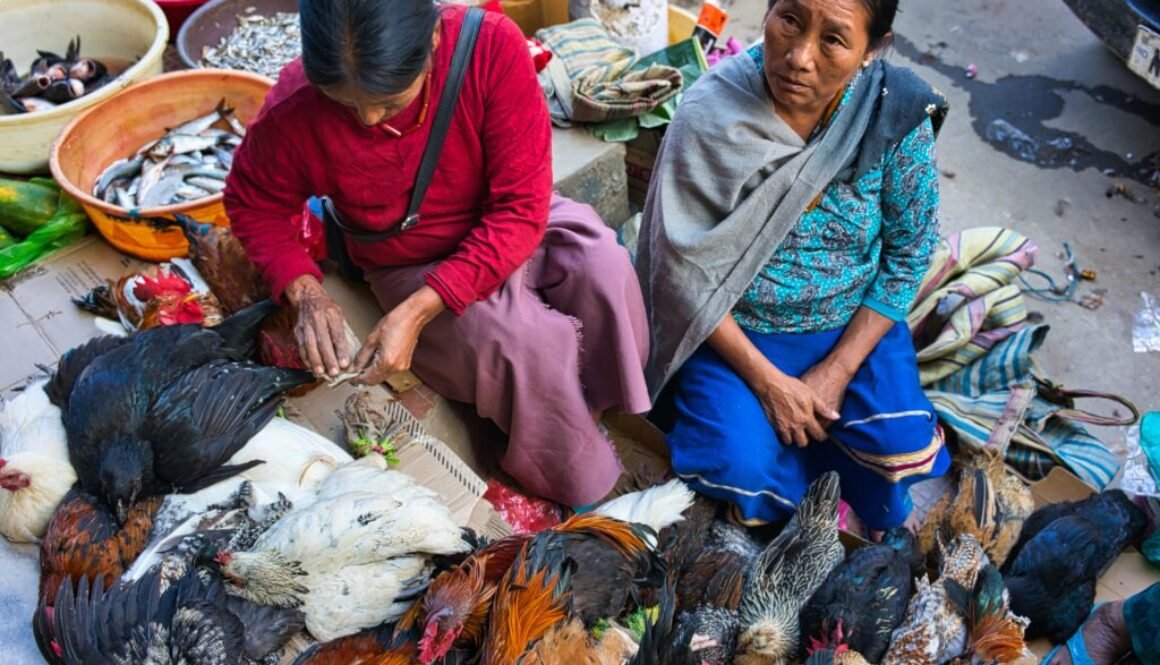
top-left (365, 195), bottom-right (651, 506)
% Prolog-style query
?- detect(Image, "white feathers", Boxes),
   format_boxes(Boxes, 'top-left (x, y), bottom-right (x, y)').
top-left (595, 478), bottom-right (695, 537)
top-left (127, 418), bottom-right (352, 578)
top-left (239, 456), bottom-right (470, 641)
top-left (0, 381), bottom-right (75, 543)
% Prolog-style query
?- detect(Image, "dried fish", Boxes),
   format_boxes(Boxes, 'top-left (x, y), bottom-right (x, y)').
top-left (200, 12), bottom-right (301, 80)
top-left (93, 97), bottom-right (245, 210)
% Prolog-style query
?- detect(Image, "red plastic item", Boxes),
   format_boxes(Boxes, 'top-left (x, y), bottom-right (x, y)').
top-left (483, 478), bottom-right (563, 535)
top-left (156, 0), bottom-right (212, 44)
top-left (294, 198), bottom-right (328, 262)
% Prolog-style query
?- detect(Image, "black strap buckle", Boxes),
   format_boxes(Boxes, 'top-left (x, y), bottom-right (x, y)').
top-left (400, 214), bottom-right (420, 230)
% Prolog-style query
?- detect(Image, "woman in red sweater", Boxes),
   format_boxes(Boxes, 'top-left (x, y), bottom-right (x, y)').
top-left (224, 0), bottom-right (650, 506)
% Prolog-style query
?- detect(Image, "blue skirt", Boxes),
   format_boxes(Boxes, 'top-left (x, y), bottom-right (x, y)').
top-left (666, 321), bottom-right (950, 530)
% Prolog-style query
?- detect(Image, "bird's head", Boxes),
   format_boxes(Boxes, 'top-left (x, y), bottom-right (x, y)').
top-left (415, 556), bottom-right (493, 664)
top-left (217, 549), bottom-right (308, 608)
top-left (0, 452), bottom-right (76, 542)
top-left (97, 438), bottom-right (148, 524)
top-left (419, 607), bottom-right (463, 664)
top-left (0, 458), bottom-right (30, 491)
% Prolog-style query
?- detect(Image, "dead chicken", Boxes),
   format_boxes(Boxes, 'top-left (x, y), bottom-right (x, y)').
top-left (918, 450), bottom-right (1033, 569)
top-left (883, 534), bottom-right (989, 665)
top-left (735, 472), bottom-right (845, 665)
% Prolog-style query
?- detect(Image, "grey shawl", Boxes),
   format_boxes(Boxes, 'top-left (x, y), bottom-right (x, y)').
top-left (636, 50), bottom-right (948, 399)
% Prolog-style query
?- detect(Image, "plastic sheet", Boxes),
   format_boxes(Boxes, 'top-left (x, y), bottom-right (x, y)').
top-left (0, 185), bottom-right (87, 281)
top-left (1133, 292), bottom-right (1160, 353)
top-left (1120, 417), bottom-right (1159, 498)
top-left (482, 478), bottom-right (563, 534)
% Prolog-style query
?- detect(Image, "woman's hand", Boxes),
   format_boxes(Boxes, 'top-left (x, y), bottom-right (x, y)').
top-left (753, 371), bottom-right (841, 447)
top-left (799, 358), bottom-right (856, 422)
top-left (285, 274), bottom-right (352, 378)
top-left (351, 285), bottom-right (446, 386)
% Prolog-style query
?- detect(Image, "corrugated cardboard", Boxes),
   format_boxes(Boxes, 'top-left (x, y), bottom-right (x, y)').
top-left (0, 237), bottom-right (509, 539)
top-left (0, 236), bottom-right (151, 395)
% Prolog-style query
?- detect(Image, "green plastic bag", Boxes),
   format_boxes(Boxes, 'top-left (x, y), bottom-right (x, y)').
top-left (0, 185), bottom-right (88, 280)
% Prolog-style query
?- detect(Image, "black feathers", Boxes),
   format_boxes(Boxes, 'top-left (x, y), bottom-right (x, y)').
top-left (1003, 490), bottom-right (1147, 642)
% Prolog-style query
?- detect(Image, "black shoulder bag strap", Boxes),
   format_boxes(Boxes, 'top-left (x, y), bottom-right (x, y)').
top-left (322, 7), bottom-right (485, 280)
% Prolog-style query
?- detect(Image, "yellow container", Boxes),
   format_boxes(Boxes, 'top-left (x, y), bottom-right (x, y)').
top-left (50, 69), bottom-right (274, 262)
top-left (0, 0), bottom-right (169, 174)
top-left (668, 6), bottom-right (698, 44)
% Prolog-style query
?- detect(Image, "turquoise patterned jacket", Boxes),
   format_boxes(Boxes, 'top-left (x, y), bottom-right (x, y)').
top-left (734, 57), bottom-right (941, 335)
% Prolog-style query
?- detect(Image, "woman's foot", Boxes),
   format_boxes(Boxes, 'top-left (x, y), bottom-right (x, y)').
top-left (1047, 601), bottom-right (1132, 665)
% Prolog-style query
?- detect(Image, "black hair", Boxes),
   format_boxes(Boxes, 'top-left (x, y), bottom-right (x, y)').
top-left (299, 0), bottom-right (439, 95)
top-left (766, 0), bottom-right (899, 50)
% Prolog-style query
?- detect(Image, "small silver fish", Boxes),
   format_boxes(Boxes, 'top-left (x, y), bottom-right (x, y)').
top-left (114, 187), bottom-right (136, 210)
top-left (197, 128), bottom-right (236, 141)
top-left (172, 98), bottom-right (233, 136)
top-left (140, 174), bottom-right (186, 209)
top-left (212, 147), bottom-right (234, 168)
top-left (138, 155), bottom-right (172, 203)
top-left (149, 134), bottom-right (220, 160)
top-left (94, 155), bottom-right (145, 198)
top-left (176, 184), bottom-right (212, 200)
top-left (185, 176), bottom-right (226, 193)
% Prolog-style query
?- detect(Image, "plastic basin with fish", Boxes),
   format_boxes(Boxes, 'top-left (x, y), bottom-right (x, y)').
top-left (177, 0), bottom-right (299, 71)
top-left (50, 69), bottom-right (274, 262)
top-left (0, 0), bottom-right (168, 174)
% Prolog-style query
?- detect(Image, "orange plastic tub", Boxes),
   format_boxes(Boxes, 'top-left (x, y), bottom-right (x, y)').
top-left (50, 69), bottom-right (273, 262)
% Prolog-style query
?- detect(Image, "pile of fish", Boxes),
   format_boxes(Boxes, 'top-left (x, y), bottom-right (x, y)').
top-left (93, 99), bottom-right (245, 210)
top-left (201, 11), bottom-right (300, 80)
top-left (1, 37), bottom-right (112, 115)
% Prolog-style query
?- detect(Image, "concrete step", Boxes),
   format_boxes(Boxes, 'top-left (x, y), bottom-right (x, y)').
top-left (552, 126), bottom-right (630, 228)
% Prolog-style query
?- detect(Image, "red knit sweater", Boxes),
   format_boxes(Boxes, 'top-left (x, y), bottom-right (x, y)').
top-left (223, 6), bottom-right (551, 315)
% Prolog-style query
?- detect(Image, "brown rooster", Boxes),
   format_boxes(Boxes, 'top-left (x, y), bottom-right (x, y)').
top-left (481, 530), bottom-right (575, 665)
top-left (395, 535), bottom-right (530, 664)
top-left (74, 268), bottom-right (224, 332)
top-left (399, 482), bottom-right (688, 665)
top-left (919, 450), bottom-right (1033, 568)
top-left (38, 488), bottom-right (161, 606)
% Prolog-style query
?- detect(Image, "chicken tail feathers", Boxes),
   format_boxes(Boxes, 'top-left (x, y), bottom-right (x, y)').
top-left (797, 471), bottom-right (842, 529)
top-left (629, 578), bottom-right (676, 665)
top-left (213, 298), bottom-right (279, 359)
top-left (966, 565), bottom-right (1027, 663)
top-left (594, 478), bottom-right (696, 538)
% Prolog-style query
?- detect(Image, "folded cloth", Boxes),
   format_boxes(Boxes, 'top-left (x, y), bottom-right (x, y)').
top-left (907, 227), bottom-right (1038, 385)
top-left (537, 18), bottom-right (637, 81)
top-left (571, 63), bottom-right (683, 123)
top-left (536, 19), bottom-right (682, 124)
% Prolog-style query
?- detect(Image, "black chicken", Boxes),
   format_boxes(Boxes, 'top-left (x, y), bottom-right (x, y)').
top-left (1003, 489), bottom-right (1147, 642)
top-left (36, 564), bottom-right (245, 665)
top-left (799, 528), bottom-right (923, 663)
top-left (64, 300), bottom-right (313, 522)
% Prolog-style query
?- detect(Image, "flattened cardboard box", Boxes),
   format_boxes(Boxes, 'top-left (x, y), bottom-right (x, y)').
top-left (0, 237), bottom-right (509, 539)
top-left (0, 237), bottom-right (151, 395)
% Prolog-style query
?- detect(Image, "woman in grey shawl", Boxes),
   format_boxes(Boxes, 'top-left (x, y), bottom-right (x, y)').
top-left (637, 0), bottom-right (951, 534)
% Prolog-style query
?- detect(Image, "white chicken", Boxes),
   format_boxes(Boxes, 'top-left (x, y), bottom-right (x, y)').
top-left (216, 455), bottom-right (473, 642)
top-left (126, 416), bottom-right (353, 579)
top-left (0, 380), bottom-right (75, 542)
